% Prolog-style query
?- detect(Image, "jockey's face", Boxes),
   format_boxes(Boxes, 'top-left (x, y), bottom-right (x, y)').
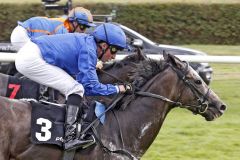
top-left (70, 21), bottom-right (87, 33)
top-left (97, 43), bottom-right (116, 62)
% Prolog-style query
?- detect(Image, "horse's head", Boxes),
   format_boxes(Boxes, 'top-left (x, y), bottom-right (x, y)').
top-left (163, 53), bottom-right (227, 121)
top-left (98, 48), bottom-right (147, 83)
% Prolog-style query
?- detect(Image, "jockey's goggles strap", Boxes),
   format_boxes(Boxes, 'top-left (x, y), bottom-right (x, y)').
top-left (98, 44), bottom-right (109, 60)
top-left (71, 22), bottom-right (79, 32)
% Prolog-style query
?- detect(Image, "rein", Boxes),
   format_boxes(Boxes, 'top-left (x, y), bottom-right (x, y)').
top-left (90, 61), bottom-right (210, 159)
top-left (133, 62), bottom-right (210, 113)
top-left (99, 61), bottom-right (210, 113)
top-left (135, 91), bottom-right (182, 106)
top-left (98, 69), bottom-right (125, 83)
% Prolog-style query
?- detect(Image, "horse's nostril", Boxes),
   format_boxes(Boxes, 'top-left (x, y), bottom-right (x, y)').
top-left (220, 105), bottom-right (227, 111)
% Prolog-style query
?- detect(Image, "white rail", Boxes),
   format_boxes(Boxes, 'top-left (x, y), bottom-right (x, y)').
top-left (0, 53), bottom-right (17, 62)
top-left (1, 52), bottom-right (240, 63)
top-left (117, 55), bottom-right (240, 63)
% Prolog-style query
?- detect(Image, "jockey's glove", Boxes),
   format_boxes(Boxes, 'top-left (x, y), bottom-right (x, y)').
top-left (124, 83), bottom-right (135, 94)
top-left (96, 60), bottom-right (103, 70)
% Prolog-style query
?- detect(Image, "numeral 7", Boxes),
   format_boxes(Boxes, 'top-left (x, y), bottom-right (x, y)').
top-left (8, 84), bottom-right (21, 99)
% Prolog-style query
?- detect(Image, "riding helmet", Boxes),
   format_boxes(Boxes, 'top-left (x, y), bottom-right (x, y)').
top-left (68, 7), bottom-right (96, 27)
top-left (91, 23), bottom-right (127, 50)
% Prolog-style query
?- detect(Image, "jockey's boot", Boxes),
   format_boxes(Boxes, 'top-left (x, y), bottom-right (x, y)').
top-left (64, 94), bottom-right (93, 150)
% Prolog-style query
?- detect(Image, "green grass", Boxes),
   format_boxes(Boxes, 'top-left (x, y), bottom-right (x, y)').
top-left (142, 78), bottom-right (240, 160)
top-left (1, 0), bottom-right (240, 4)
top-left (142, 46), bottom-right (240, 160)
top-left (182, 45), bottom-right (240, 56)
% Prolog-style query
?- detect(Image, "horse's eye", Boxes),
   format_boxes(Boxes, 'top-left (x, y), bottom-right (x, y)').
top-left (195, 79), bottom-right (202, 85)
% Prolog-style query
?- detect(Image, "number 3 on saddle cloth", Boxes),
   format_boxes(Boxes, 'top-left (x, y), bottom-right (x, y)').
top-left (30, 100), bottom-right (106, 148)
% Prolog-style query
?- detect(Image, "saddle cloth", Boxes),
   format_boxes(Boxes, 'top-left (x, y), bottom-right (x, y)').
top-left (6, 75), bottom-right (39, 99)
top-left (30, 101), bottom-right (106, 147)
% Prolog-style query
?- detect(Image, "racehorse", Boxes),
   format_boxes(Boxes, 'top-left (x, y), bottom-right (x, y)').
top-left (0, 53), bottom-right (226, 160)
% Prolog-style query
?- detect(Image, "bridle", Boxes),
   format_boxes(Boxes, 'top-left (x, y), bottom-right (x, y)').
top-left (167, 61), bottom-right (210, 114)
top-left (100, 60), bottom-right (211, 114)
top-left (88, 60), bottom-right (211, 160)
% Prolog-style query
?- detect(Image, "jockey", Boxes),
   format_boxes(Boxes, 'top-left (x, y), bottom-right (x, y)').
top-left (15, 23), bottom-right (131, 150)
top-left (10, 7), bottom-right (95, 50)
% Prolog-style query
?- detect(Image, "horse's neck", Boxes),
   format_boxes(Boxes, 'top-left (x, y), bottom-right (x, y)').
top-left (100, 69), bottom-right (179, 158)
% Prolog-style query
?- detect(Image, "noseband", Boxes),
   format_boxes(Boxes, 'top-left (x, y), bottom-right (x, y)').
top-left (166, 61), bottom-right (210, 114)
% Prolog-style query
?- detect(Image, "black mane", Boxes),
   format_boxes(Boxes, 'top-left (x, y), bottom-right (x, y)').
top-left (129, 58), bottom-right (166, 88)
top-left (120, 58), bottom-right (167, 110)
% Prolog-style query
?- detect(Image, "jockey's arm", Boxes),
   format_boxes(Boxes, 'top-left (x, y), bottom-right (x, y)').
top-left (54, 25), bottom-right (69, 34)
top-left (76, 48), bottom-right (119, 96)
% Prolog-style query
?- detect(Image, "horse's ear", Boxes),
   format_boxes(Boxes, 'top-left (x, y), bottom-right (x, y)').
top-left (163, 50), bottom-right (168, 60)
top-left (136, 47), bottom-right (147, 60)
top-left (163, 51), bottom-right (184, 69)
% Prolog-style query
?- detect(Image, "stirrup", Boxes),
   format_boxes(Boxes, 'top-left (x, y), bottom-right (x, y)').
top-left (82, 135), bottom-right (96, 149)
top-left (64, 135), bottom-right (95, 151)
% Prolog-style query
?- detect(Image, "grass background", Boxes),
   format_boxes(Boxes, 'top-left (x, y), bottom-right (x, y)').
top-left (142, 45), bottom-right (240, 160)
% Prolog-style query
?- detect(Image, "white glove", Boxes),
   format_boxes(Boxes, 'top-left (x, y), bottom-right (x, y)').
top-left (96, 60), bottom-right (103, 70)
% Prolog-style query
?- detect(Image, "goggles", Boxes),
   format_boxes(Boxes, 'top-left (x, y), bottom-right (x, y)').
top-left (79, 24), bottom-right (89, 31)
top-left (109, 45), bottom-right (123, 55)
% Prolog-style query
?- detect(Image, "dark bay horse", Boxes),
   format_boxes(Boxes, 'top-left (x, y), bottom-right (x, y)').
top-left (0, 53), bottom-right (226, 160)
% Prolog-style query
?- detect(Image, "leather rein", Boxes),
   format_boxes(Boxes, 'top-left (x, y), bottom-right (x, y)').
top-left (99, 61), bottom-right (210, 114)
top-left (89, 62), bottom-right (210, 160)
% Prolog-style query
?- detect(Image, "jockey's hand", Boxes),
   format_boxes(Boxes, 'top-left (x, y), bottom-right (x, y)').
top-left (96, 60), bottom-right (103, 70)
top-left (124, 83), bottom-right (134, 94)
top-left (118, 84), bottom-right (134, 94)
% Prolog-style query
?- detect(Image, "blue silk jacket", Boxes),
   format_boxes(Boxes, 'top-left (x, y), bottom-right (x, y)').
top-left (18, 17), bottom-right (69, 38)
top-left (31, 33), bottom-right (118, 96)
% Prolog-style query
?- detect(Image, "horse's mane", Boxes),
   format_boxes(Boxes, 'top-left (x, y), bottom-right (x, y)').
top-left (120, 58), bottom-right (167, 110)
top-left (97, 53), bottom-right (168, 110)
top-left (129, 58), bottom-right (166, 88)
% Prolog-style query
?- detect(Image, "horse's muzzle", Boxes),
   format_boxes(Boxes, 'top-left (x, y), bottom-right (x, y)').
top-left (202, 102), bottom-right (227, 121)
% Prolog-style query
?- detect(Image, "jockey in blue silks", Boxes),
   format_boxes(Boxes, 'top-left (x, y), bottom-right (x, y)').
top-left (15, 23), bottom-right (132, 150)
top-left (11, 7), bottom-right (95, 50)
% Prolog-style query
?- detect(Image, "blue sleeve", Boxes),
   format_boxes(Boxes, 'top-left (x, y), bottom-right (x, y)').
top-left (55, 26), bottom-right (68, 34)
top-left (76, 40), bottom-right (118, 96)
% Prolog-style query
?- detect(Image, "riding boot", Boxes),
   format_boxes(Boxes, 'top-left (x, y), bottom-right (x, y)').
top-left (64, 94), bottom-right (93, 150)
